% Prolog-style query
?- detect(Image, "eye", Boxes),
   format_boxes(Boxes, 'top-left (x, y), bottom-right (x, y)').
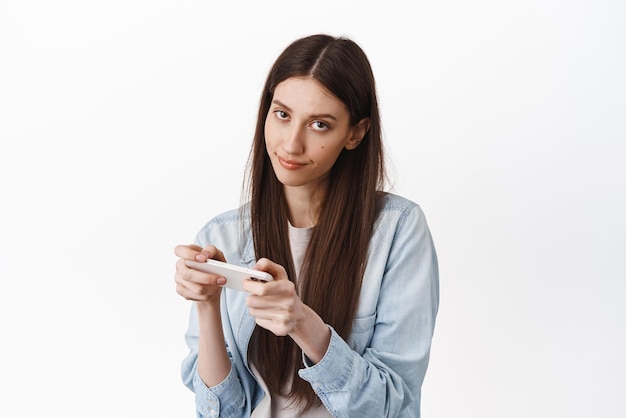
top-left (274, 110), bottom-right (289, 120)
top-left (311, 120), bottom-right (329, 132)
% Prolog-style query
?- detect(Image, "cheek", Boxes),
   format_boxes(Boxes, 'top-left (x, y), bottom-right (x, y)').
top-left (264, 118), bottom-right (278, 150)
top-left (264, 123), bottom-right (273, 152)
top-left (314, 146), bottom-right (342, 169)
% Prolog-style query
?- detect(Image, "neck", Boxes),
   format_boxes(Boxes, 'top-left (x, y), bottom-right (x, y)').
top-left (283, 184), bottom-right (325, 228)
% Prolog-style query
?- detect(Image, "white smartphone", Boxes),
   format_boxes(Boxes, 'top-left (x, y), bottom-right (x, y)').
top-left (184, 259), bottom-right (273, 292)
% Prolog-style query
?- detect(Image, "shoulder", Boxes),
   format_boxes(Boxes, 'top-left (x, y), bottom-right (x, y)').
top-left (200, 206), bottom-right (244, 228)
top-left (373, 192), bottom-right (433, 247)
top-left (197, 207), bottom-right (240, 233)
top-left (193, 204), bottom-right (251, 250)
top-left (378, 192), bottom-right (427, 223)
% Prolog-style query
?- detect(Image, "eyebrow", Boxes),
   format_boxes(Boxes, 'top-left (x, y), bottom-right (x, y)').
top-left (271, 99), bottom-right (338, 121)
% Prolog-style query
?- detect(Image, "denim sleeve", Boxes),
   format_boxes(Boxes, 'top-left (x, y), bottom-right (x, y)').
top-left (298, 204), bottom-right (439, 417)
top-left (181, 304), bottom-right (248, 418)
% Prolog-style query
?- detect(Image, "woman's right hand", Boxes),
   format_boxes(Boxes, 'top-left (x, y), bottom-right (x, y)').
top-left (174, 244), bottom-right (227, 303)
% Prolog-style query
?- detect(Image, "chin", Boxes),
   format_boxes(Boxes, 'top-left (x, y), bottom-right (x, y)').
top-left (274, 176), bottom-right (305, 187)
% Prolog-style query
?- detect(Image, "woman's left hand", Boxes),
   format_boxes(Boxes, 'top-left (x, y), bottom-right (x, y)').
top-left (243, 258), bottom-right (332, 364)
top-left (243, 257), bottom-right (306, 336)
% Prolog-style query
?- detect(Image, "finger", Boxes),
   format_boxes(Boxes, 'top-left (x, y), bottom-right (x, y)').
top-left (175, 282), bottom-right (219, 302)
top-left (175, 273), bottom-right (223, 295)
top-left (245, 292), bottom-right (269, 308)
top-left (243, 277), bottom-right (277, 296)
top-left (244, 276), bottom-right (296, 298)
top-left (196, 245), bottom-right (227, 263)
top-left (174, 244), bottom-right (203, 259)
top-left (253, 258), bottom-right (287, 281)
top-left (176, 258), bottom-right (227, 286)
top-left (253, 315), bottom-right (292, 337)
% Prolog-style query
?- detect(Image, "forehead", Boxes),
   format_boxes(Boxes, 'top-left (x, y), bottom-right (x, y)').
top-left (273, 77), bottom-right (349, 117)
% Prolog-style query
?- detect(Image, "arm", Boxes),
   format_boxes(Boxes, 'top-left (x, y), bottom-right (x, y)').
top-left (177, 245), bottom-right (249, 417)
top-left (243, 258), bottom-right (332, 364)
top-left (298, 204), bottom-right (439, 417)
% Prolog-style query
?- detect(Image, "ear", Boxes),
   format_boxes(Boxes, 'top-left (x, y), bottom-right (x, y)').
top-left (344, 118), bottom-right (370, 150)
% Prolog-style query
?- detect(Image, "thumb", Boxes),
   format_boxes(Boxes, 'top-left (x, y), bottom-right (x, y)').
top-left (253, 258), bottom-right (287, 281)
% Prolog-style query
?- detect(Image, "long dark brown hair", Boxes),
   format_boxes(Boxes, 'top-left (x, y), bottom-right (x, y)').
top-left (243, 34), bottom-right (386, 411)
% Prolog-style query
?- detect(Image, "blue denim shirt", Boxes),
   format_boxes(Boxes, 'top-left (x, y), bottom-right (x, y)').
top-left (182, 193), bottom-right (439, 417)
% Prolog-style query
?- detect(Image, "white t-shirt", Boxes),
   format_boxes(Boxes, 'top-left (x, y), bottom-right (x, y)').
top-left (251, 223), bottom-right (332, 417)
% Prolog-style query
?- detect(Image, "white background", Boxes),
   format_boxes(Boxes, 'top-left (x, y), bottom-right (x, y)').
top-left (1, 1), bottom-right (624, 417)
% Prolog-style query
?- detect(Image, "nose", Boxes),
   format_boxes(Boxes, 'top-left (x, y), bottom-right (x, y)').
top-left (282, 124), bottom-right (305, 155)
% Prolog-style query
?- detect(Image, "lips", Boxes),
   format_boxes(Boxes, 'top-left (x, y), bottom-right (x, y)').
top-left (278, 157), bottom-right (306, 170)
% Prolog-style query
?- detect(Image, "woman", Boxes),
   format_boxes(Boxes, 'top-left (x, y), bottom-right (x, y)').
top-left (174, 33), bottom-right (439, 417)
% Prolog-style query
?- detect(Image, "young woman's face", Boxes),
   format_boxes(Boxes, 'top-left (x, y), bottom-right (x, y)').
top-left (264, 77), bottom-right (365, 193)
